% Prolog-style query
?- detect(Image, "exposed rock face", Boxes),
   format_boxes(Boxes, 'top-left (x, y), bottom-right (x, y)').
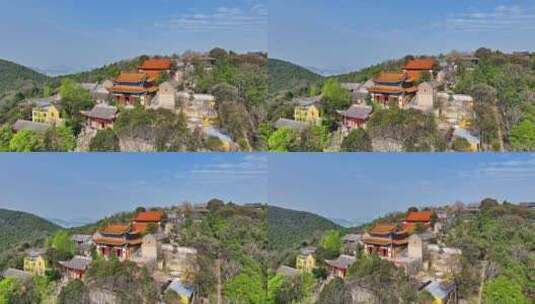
top-left (118, 137), bottom-right (155, 152)
top-left (371, 138), bottom-right (404, 152)
top-left (76, 129), bottom-right (97, 152)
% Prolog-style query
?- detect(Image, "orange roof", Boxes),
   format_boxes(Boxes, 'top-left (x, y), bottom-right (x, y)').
top-left (369, 223), bottom-right (397, 234)
top-left (406, 211), bottom-right (432, 222)
top-left (363, 236), bottom-right (392, 246)
top-left (374, 71), bottom-right (407, 83)
top-left (100, 224), bottom-right (130, 235)
top-left (109, 85), bottom-right (147, 94)
top-left (93, 237), bottom-right (142, 246)
top-left (406, 70), bottom-right (423, 81)
top-left (144, 70), bottom-right (162, 80)
top-left (368, 85), bottom-right (417, 94)
top-left (134, 211), bottom-right (163, 222)
top-left (404, 58), bottom-right (437, 70)
top-left (115, 72), bottom-right (147, 83)
top-left (139, 58), bottom-right (172, 70)
top-left (132, 222), bottom-right (148, 234)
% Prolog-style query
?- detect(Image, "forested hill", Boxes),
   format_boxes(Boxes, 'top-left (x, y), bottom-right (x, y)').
top-left (0, 59), bottom-right (51, 99)
top-left (268, 58), bottom-right (324, 94)
top-left (0, 208), bottom-right (61, 251)
top-left (267, 205), bottom-right (343, 251)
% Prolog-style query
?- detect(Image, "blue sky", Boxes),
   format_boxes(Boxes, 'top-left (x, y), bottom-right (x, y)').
top-left (2, 154), bottom-right (535, 225)
top-left (0, 0), bottom-right (267, 74)
top-left (0, 154), bottom-right (268, 223)
top-left (268, 154), bottom-right (535, 223)
top-left (269, 0), bottom-right (535, 74)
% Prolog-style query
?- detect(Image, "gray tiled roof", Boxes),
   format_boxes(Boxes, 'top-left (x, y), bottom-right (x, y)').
top-left (325, 255), bottom-right (356, 269)
top-left (81, 104), bottom-right (117, 120)
top-left (1, 268), bottom-right (32, 282)
top-left (337, 104), bottom-right (372, 120)
top-left (276, 265), bottom-right (299, 277)
top-left (274, 118), bottom-right (307, 131)
top-left (294, 95), bottom-right (321, 106)
top-left (59, 255), bottom-right (92, 271)
top-left (12, 119), bottom-right (51, 134)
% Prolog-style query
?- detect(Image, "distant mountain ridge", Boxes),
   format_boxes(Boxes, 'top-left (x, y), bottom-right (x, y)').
top-left (0, 59), bottom-right (51, 98)
top-left (0, 208), bottom-right (61, 251)
top-left (267, 205), bottom-right (343, 251)
top-left (268, 58), bottom-right (324, 94)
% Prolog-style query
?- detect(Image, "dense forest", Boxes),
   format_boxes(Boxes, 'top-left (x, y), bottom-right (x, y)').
top-left (444, 199), bottom-right (535, 303)
top-left (267, 206), bottom-right (343, 253)
top-left (0, 209), bottom-right (61, 270)
top-left (0, 59), bottom-right (51, 99)
top-left (268, 59), bottom-right (323, 95)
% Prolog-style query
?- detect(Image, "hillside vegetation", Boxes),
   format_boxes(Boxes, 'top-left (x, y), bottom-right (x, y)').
top-left (268, 59), bottom-right (323, 95)
top-left (267, 205), bottom-right (342, 251)
top-left (0, 59), bottom-right (51, 99)
top-left (0, 208), bottom-right (61, 270)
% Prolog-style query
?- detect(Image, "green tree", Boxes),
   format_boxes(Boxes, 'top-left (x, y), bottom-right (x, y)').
top-left (89, 128), bottom-right (120, 152)
top-left (482, 276), bottom-right (526, 304)
top-left (49, 230), bottom-right (75, 256)
top-left (0, 278), bottom-right (17, 304)
top-left (58, 279), bottom-right (90, 304)
top-left (43, 126), bottom-right (76, 151)
top-left (509, 119), bottom-right (535, 151)
top-left (59, 79), bottom-right (94, 135)
top-left (319, 230), bottom-right (342, 257)
top-left (9, 130), bottom-right (42, 152)
top-left (317, 277), bottom-right (352, 304)
top-left (298, 125), bottom-right (329, 152)
top-left (268, 127), bottom-right (298, 152)
top-left (341, 129), bottom-right (372, 151)
top-left (451, 137), bottom-right (472, 152)
top-left (0, 125), bottom-right (12, 151)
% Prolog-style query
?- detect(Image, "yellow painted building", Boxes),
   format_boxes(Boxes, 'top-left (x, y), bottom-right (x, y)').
top-left (296, 247), bottom-right (317, 273)
top-left (294, 96), bottom-right (322, 125)
top-left (31, 96), bottom-right (64, 126)
top-left (23, 250), bottom-right (48, 276)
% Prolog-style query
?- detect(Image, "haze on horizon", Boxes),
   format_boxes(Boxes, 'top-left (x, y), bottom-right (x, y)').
top-left (0, 0), bottom-right (267, 75)
top-left (0, 154), bottom-right (268, 223)
top-left (268, 154), bottom-right (535, 223)
top-left (269, 0), bottom-right (535, 75)
top-left (1, 154), bottom-right (535, 225)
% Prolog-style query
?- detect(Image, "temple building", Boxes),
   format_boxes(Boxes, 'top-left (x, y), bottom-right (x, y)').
top-left (93, 224), bottom-right (143, 261)
top-left (403, 58), bottom-right (438, 80)
top-left (30, 95), bottom-right (64, 125)
top-left (81, 104), bottom-right (118, 130)
top-left (368, 72), bottom-right (418, 107)
top-left (138, 58), bottom-right (174, 81)
top-left (362, 223), bottom-right (409, 258)
top-left (132, 210), bottom-right (166, 233)
top-left (59, 256), bottom-right (92, 281)
top-left (337, 104), bottom-right (373, 131)
top-left (109, 72), bottom-right (157, 107)
top-left (325, 255), bottom-right (356, 279)
top-left (294, 96), bottom-right (322, 125)
top-left (296, 247), bottom-right (317, 273)
top-left (403, 210), bottom-right (433, 232)
top-left (23, 249), bottom-right (47, 276)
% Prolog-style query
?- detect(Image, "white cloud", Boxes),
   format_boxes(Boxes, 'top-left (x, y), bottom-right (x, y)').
top-left (155, 4), bottom-right (267, 32)
top-left (444, 5), bottom-right (535, 32)
top-left (462, 155), bottom-right (535, 181)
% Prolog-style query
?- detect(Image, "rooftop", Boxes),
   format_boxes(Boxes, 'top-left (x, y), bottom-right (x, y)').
top-left (325, 254), bottom-right (356, 270)
top-left (337, 104), bottom-right (372, 120)
top-left (12, 119), bottom-right (51, 134)
top-left (59, 255), bottom-right (92, 271)
top-left (406, 211), bottom-right (432, 222)
top-left (139, 58), bottom-right (173, 70)
top-left (404, 58), bottom-right (437, 70)
top-left (115, 72), bottom-right (147, 83)
top-left (1, 268), bottom-right (32, 282)
top-left (99, 223), bottom-right (131, 235)
top-left (294, 95), bottom-right (321, 106)
top-left (134, 211), bottom-right (163, 222)
top-left (276, 265), bottom-right (299, 277)
top-left (167, 278), bottom-right (193, 297)
top-left (81, 104), bottom-right (118, 120)
top-left (374, 71), bottom-right (408, 83)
